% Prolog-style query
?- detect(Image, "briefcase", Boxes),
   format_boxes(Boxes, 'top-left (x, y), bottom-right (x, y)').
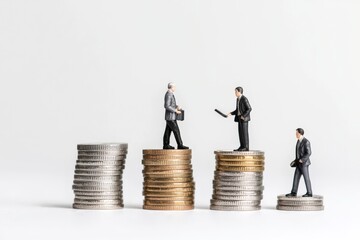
top-left (176, 110), bottom-right (184, 121)
top-left (290, 159), bottom-right (299, 168)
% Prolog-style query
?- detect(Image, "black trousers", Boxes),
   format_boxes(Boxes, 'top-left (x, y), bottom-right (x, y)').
top-left (238, 120), bottom-right (249, 149)
top-left (291, 164), bottom-right (313, 194)
top-left (163, 120), bottom-right (183, 146)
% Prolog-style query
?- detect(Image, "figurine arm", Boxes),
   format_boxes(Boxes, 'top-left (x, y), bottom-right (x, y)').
top-left (241, 98), bottom-right (252, 118)
top-left (300, 141), bottom-right (312, 163)
top-left (164, 94), bottom-right (177, 113)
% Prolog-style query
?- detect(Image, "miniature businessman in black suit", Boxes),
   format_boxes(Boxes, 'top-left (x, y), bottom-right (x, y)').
top-left (227, 87), bottom-right (252, 151)
top-left (163, 82), bottom-right (189, 150)
top-left (286, 128), bottom-right (313, 197)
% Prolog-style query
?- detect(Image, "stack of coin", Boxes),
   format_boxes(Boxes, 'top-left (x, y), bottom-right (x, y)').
top-left (277, 195), bottom-right (324, 211)
top-left (142, 149), bottom-right (195, 210)
top-left (72, 143), bottom-right (128, 210)
top-left (210, 150), bottom-right (265, 211)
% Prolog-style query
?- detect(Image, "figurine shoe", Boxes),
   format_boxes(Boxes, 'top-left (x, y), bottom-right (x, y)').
top-left (239, 148), bottom-right (249, 151)
top-left (285, 193), bottom-right (297, 197)
top-left (178, 145), bottom-right (189, 149)
top-left (302, 193), bottom-right (313, 197)
top-left (163, 145), bottom-right (175, 149)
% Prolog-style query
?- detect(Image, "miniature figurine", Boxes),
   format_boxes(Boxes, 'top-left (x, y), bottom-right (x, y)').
top-left (286, 128), bottom-right (313, 197)
top-left (227, 87), bottom-right (252, 151)
top-left (163, 83), bottom-right (189, 150)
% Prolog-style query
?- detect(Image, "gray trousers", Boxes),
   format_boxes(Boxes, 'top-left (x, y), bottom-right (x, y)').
top-left (291, 164), bottom-right (313, 195)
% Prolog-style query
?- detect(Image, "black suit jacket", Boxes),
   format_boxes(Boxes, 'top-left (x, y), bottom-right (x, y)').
top-left (296, 137), bottom-right (312, 166)
top-left (231, 95), bottom-right (252, 122)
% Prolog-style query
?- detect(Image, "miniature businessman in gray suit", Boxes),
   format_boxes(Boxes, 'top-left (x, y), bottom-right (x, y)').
top-left (286, 128), bottom-right (313, 197)
top-left (227, 87), bottom-right (252, 151)
top-left (163, 83), bottom-right (189, 150)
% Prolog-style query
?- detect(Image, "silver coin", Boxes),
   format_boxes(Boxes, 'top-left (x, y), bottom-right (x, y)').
top-left (74, 175), bottom-right (121, 181)
top-left (210, 205), bottom-right (261, 211)
top-left (211, 199), bottom-right (261, 206)
top-left (214, 189), bottom-right (263, 195)
top-left (76, 161), bottom-right (125, 166)
top-left (214, 176), bottom-right (263, 182)
top-left (77, 155), bottom-right (126, 160)
top-left (74, 170), bottom-right (123, 176)
top-left (72, 185), bottom-right (122, 191)
top-left (213, 180), bottom-right (263, 187)
top-left (212, 194), bottom-right (263, 201)
top-left (75, 165), bottom-right (124, 171)
top-left (277, 194), bottom-right (323, 201)
top-left (78, 150), bottom-right (127, 156)
top-left (74, 190), bottom-right (122, 196)
top-left (74, 199), bottom-right (123, 205)
top-left (278, 200), bottom-right (323, 206)
top-left (73, 203), bottom-right (123, 210)
top-left (77, 143), bottom-right (128, 151)
top-left (73, 180), bottom-right (122, 186)
top-left (276, 205), bottom-right (324, 211)
top-left (213, 185), bottom-right (264, 191)
top-left (214, 171), bottom-right (263, 177)
top-left (214, 150), bottom-right (264, 156)
top-left (75, 195), bottom-right (122, 200)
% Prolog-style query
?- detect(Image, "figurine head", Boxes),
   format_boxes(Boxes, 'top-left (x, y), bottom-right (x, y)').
top-left (168, 82), bottom-right (176, 92)
top-left (235, 87), bottom-right (243, 97)
top-left (296, 128), bottom-right (304, 139)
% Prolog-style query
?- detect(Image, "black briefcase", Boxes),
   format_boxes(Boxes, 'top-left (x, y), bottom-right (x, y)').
top-left (176, 110), bottom-right (184, 121)
top-left (290, 159), bottom-right (299, 167)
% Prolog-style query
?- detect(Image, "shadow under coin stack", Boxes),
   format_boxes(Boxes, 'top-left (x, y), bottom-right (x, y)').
top-left (277, 195), bottom-right (324, 211)
top-left (210, 150), bottom-right (265, 211)
top-left (72, 143), bottom-right (128, 209)
top-left (142, 149), bottom-right (195, 210)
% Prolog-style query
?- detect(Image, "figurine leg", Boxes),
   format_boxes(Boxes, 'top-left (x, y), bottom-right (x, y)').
top-left (302, 165), bottom-right (313, 195)
top-left (290, 167), bottom-right (302, 194)
top-left (237, 121), bottom-right (243, 149)
top-left (238, 121), bottom-right (249, 150)
top-left (163, 121), bottom-right (173, 147)
top-left (166, 120), bottom-right (184, 146)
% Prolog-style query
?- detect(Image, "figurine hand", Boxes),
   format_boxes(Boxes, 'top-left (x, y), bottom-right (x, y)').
top-left (299, 159), bottom-right (303, 163)
top-left (227, 113), bottom-right (231, 118)
top-left (177, 106), bottom-right (182, 110)
top-left (240, 116), bottom-right (245, 120)
top-left (176, 110), bottom-right (181, 114)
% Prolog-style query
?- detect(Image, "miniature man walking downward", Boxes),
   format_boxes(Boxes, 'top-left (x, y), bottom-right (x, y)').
top-left (227, 87), bottom-right (252, 151)
top-left (286, 128), bottom-right (313, 197)
top-left (163, 83), bottom-right (189, 150)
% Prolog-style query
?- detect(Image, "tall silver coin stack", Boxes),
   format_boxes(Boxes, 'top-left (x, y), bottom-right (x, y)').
top-left (277, 195), bottom-right (324, 211)
top-left (72, 143), bottom-right (128, 210)
top-left (210, 150), bottom-right (265, 211)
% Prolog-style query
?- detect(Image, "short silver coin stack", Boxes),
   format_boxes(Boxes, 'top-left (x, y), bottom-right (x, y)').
top-left (72, 143), bottom-right (128, 210)
top-left (277, 195), bottom-right (324, 211)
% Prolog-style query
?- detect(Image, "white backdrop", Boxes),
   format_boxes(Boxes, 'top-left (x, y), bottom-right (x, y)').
top-left (1, 0), bottom-right (359, 239)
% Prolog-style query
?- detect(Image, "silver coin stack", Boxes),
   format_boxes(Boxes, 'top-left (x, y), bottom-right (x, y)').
top-left (210, 150), bottom-right (265, 211)
top-left (72, 143), bottom-right (128, 210)
top-left (277, 195), bottom-right (324, 211)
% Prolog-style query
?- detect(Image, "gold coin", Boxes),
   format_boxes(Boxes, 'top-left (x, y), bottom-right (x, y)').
top-left (143, 191), bottom-right (194, 197)
top-left (144, 200), bottom-right (194, 206)
top-left (144, 177), bottom-right (194, 183)
top-left (144, 196), bottom-right (194, 201)
top-left (143, 205), bottom-right (194, 210)
top-left (143, 187), bottom-right (194, 192)
top-left (216, 160), bottom-right (264, 167)
top-left (143, 182), bottom-right (195, 188)
top-left (216, 155), bottom-right (265, 161)
top-left (144, 165), bottom-right (192, 171)
top-left (143, 173), bottom-right (193, 178)
top-left (143, 149), bottom-right (192, 155)
top-left (142, 159), bottom-right (191, 166)
top-left (143, 154), bottom-right (192, 160)
top-left (143, 169), bottom-right (193, 175)
top-left (216, 166), bottom-right (265, 172)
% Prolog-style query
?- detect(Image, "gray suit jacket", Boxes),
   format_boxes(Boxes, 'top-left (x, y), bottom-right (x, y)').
top-left (296, 137), bottom-right (312, 166)
top-left (164, 91), bottom-right (177, 121)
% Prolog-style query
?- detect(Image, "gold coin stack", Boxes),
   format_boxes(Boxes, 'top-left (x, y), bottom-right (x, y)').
top-left (142, 149), bottom-right (195, 210)
top-left (210, 150), bottom-right (265, 211)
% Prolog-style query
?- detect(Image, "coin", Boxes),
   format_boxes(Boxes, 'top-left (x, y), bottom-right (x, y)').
top-left (216, 155), bottom-right (265, 161)
top-left (216, 166), bottom-right (264, 172)
top-left (214, 171), bottom-right (263, 177)
top-left (77, 143), bottom-right (128, 151)
top-left (278, 200), bottom-right (323, 206)
top-left (211, 199), bottom-right (261, 206)
top-left (142, 159), bottom-right (191, 166)
top-left (213, 180), bottom-right (262, 186)
top-left (75, 165), bottom-right (124, 171)
top-left (213, 190), bottom-right (263, 196)
top-left (72, 185), bottom-right (122, 191)
top-left (277, 194), bottom-right (323, 201)
top-left (74, 199), bottom-right (123, 205)
top-left (73, 203), bottom-right (123, 210)
top-left (143, 177), bottom-right (194, 183)
top-left (276, 205), bottom-right (324, 211)
top-left (143, 182), bottom-right (195, 188)
top-left (143, 187), bottom-right (194, 192)
top-left (143, 191), bottom-right (194, 197)
top-left (144, 197), bottom-right (194, 201)
top-left (214, 176), bottom-right (263, 182)
top-left (78, 150), bottom-right (127, 156)
top-left (75, 195), bottom-right (122, 200)
top-left (143, 149), bottom-right (191, 155)
top-left (143, 169), bottom-right (193, 175)
top-left (210, 205), bottom-right (261, 211)
top-left (216, 160), bottom-right (264, 167)
top-left (73, 180), bottom-right (122, 186)
top-left (214, 150), bottom-right (264, 155)
top-left (74, 175), bottom-right (121, 181)
top-left (144, 200), bottom-right (194, 206)
top-left (143, 165), bottom-right (192, 171)
top-left (143, 173), bottom-right (193, 178)
top-left (143, 205), bottom-right (194, 210)
top-left (74, 190), bottom-right (122, 196)
top-left (143, 155), bottom-right (192, 160)
top-left (77, 155), bottom-right (126, 161)
top-left (212, 194), bottom-right (263, 201)
top-left (74, 170), bottom-right (123, 175)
